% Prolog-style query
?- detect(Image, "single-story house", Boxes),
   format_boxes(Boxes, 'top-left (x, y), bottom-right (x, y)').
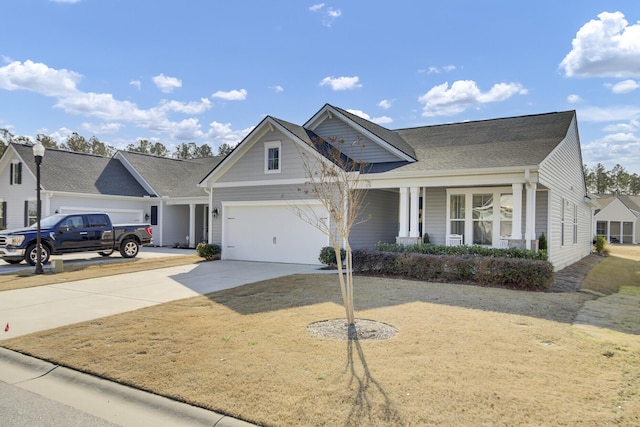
top-left (592, 194), bottom-right (640, 244)
top-left (199, 104), bottom-right (594, 270)
top-left (0, 143), bottom-right (222, 247)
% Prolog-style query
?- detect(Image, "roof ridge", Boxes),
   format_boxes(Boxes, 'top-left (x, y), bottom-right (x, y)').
top-left (11, 142), bottom-right (110, 159)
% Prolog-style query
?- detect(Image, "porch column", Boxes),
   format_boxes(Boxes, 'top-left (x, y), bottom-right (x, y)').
top-left (525, 182), bottom-right (537, 250)
top-left (398, 187), bottom-right (409, 237)
top-left (189, 203), bottom-right (196, 248)
top-left (409, 186), bottom-right (420, 238)
top-left (511, 184), bottom-right (523, 239)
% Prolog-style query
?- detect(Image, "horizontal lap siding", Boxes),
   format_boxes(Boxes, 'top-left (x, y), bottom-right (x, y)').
top-left (539, 116), bottom-right (591, 270)
top-left (424, 188), bottom-right (446, 245)
top-left (314, 118), bottom-right (400, 163)
top-left (351, 189), bottom-right (398, 249)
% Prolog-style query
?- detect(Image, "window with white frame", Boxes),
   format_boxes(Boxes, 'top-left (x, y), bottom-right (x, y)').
top-left (449, 194), bottom-right (465, 239)
top-left (472, 194), bottom-right (493, 245)
top-left (596, 221), bottom-right (607, 237)
top-left (573, 203), bottom-right (578, 244)
top-left (26, 200), bottom-right (37, 226)
top-left (264, 141), bottom-right (281, 173)
top-left (10, 162), bottom-right (22, 185)
top-left (500, 193), bottom-right (513, 237)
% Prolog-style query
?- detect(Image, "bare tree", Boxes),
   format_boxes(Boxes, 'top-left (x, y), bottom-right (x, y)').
top-left (293, 137), bottom-right (370, 326)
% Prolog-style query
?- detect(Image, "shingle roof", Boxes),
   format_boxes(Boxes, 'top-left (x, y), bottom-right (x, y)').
top-left (11, 143), bottom-right (152, 197)
top-left (117, 151), bottom-right (222, 197)
top-left (391, 110), bottom-right (576, 172)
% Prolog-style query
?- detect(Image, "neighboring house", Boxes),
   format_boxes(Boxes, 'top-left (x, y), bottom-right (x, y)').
top-left (199, 104), bottom-right (593, 270)
top-left (592, 194), bottom-right (640, 244)
top-left (0, 143), bottom-right (222, 247)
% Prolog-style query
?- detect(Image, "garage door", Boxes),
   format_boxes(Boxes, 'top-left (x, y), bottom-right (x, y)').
top-left (223, 202), bottom-right (329, 264)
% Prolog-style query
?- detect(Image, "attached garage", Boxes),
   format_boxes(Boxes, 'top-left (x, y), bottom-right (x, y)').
top-left (58, 207), bottom-right (144, 224)
top-left (222, 201), bottom-right (329, 264)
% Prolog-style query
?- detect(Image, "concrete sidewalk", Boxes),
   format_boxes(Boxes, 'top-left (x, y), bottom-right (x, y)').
top-left (0, 347), bottom-right (255, 426)
top-left (1, 260), bottom-right (324, 340)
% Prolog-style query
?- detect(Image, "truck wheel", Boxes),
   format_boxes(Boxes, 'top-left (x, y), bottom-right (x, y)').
top-left (25, 244), bottom-right (51, 266)
top-left (120, 239), bottom-right (139, 258)
top-left (98, 249), bottom-right (114, 257)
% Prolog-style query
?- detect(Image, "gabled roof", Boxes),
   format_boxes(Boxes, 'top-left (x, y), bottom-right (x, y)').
top-left (116, 151), bottom-right (223, 198)
top-left (10, 143), bottom-right (152, 197)
top-left (593, 194), bottom-right (640, 216)
top-left (391, 110), bottom-right (576, 172)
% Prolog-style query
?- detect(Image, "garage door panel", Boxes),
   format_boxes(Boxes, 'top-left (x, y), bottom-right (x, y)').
top-left (224, 203), bottom-right (327, 264)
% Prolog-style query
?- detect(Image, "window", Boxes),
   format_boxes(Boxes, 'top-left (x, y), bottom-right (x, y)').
top-left (573, 203), bottom-right (578, 244)
top-left (87, 214), bottom-right (108, 227)
top-left (500, 194), bottom-right (513, 237)
top-left (150, 205), bottom-right (158, 225)
top-left (264, 141), bottom-right (281, 173)
top-left (10, 162), bottom-right (22, 185)
top-left (25, 200), bottom-right (37, 226)
top-left (596, 221), bottom-right (607, 237)
top-left (472, 194), bottom-right (493, 245)
top-left (449, 194), bottom-right (465, 239)
top-left (0, 201), bottom-right (6, 229)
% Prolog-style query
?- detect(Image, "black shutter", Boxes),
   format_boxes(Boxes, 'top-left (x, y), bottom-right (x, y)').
top-left (1, 201), bottom-right (6, 228)
top-left (24, 200), bottom-right (28, 227)
top-left (17, 162), bottom-right (22, 184)
top-left (150, 205), bottom-right (158, 225)
top-left (10, 163), bottom-right (13, 185)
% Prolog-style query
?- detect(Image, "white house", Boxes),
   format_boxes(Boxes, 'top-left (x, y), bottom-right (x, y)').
top-left (593, 194), bottom-right (640, 244)
top-left (199, 104), bottom-right (594, 270)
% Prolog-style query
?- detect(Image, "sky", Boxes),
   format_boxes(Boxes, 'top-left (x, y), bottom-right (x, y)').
top-left (1, 1), bottom-right (640, 174)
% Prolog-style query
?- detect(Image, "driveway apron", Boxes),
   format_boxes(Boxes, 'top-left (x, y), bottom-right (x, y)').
top-left (1, 261), bottom-right (322, 340)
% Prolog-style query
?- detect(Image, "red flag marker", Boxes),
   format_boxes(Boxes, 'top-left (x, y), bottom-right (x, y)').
top-left (4, 323), bottom-right (8, 332)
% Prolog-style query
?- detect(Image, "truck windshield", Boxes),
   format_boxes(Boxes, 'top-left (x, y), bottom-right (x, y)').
top-left (29, 214), bottom-right (68, 228)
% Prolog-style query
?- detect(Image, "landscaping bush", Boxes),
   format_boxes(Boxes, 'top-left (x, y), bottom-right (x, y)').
top-left (594, 235), bottom-right (608, 255)
top-left (196, 243), bottom-right (221, 261)
top-left (318, 246), bottom-right (346, 267)
top-left (374, 242), bottom-right (547, 260)
top-left (352, 249), bottom-right (554, 291)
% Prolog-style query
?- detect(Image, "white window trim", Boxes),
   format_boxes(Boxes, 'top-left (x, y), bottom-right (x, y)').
top-left (264, 141), bottom-right (281, 174)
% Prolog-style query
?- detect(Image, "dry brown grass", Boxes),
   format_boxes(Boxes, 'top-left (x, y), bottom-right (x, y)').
top-left (4, 268), bottom-right (640, 426)
top-left (0, 255), bottom-right (201, 292)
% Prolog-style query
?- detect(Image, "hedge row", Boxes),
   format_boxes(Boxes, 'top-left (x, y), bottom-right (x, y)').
top-left (374, 242), bottom-right (548, 261)
top-left (352, 249), bottom-right (554, 291)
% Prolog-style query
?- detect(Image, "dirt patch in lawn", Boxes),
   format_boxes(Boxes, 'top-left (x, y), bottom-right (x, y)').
top-left (0, 255), bottom-right (202, 292)
top-left (4, 269), bottom-right (640, 426)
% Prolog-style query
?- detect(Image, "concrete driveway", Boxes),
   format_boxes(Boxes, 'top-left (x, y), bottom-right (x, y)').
top-left (1, 258), bottom-right (324, 340)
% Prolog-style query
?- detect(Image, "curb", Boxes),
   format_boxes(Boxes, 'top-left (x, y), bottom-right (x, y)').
top-left (0, 347), bottom-right (257, 427)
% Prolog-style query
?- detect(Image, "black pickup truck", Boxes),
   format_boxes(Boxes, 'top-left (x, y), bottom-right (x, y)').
top-left (0, 212), bottom-right (153, 266)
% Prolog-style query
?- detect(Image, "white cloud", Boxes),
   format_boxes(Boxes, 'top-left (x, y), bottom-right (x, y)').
top-left (309, 2), bottom-right (341, 27)
top-left (80, 122), bottom-right (123, 134)
top-left (603, 120), bottom-right (640, 133)
top-left (606, 79), bottom-right (640, 94)
top-left (129, 80), bottom-right (141, 90)
top-left (420, 65), bottom-right (456, 74)
top-left (320, 76), bottom-right (362, 91)
top-left (159, 98), bottom-right (212, 114)
top-left (372, 116), bottom-right (393, 125)
top-left (346, 109), bottom-right (392, 125)
top-left (152, 74), bottom-right (182, 93)
top-left (378, 99), bottom-right (392, 109)
top-left (270, 85), bottom-right (284, 93)
top-left (559, 11), bottom-right (640, 78)
top-left (212, 88), bottom-right (247, 101)
top-left (0, 60), bottom-right (80, 97)
top-left (309, 3), bottom-right (324, 12)
top-left (578, 105), bottom-right (640, 122)
top-left (206, 121), bottom-right (253, 144)
top-left (418, 80), bottom-right (526, 117)
top-left (582, 132), bottom-right (640, 170)
top-left (567, 94), bottom-right (582, 103)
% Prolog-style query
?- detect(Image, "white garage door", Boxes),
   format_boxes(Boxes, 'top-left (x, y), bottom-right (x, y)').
top-left (223, 202), bottom-right (329, 264)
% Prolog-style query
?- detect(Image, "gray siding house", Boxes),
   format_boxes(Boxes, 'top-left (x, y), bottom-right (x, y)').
top-left (200, 104), bottom-right (594, 270)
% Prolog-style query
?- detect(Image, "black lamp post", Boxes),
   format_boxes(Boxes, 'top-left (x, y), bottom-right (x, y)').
top-left (33, 142), bottom-right (45, 274)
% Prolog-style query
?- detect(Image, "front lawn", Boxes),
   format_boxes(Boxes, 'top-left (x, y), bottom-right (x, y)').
top-left (3, 261), bottom-right (640, 425)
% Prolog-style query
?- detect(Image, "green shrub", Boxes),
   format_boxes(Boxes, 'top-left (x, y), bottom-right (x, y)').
top-left (318, 246), bottom-right (346, 267)
top-left (373, 242), bottom-right (547, 260)
top-left (538, 232), bottom-right (547, 251)
top-left (422, 233), bottom-right (430, 244)
top-left (594, 236), bottom-right (608, 255)
top-left (352, 249), bottom-right (554, 291)
top-left (196, 243), bottom-right (221, 260)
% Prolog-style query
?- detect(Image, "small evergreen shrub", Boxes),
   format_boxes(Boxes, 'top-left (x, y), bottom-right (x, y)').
top-left (373, 242), bottom-right (547, 260)
top-left (352, 249), bottom-right (554, 291)
top-left (422, 233), bottom-right (430, 244)
top-left (318, 246), bottom-right (346, 267)
top-left (538, 233), bottom-right (547, 251)
top-left (196, 243), bottom-right (221, 260)
top-left (594, 236), bottom-right (608, 255)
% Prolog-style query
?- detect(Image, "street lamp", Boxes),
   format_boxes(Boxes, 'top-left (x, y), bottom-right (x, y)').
top-left (33, 142), bottom-right (45, 274)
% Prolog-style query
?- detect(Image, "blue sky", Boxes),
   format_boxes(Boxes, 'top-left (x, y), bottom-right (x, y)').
top-left (1, 1), bottom-right (640, 174)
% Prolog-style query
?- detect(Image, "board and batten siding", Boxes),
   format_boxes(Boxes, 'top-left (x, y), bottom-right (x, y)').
top-left (351, 189), bottom-right (399, 249)
top-left (313, 116), bottom-right (402, 163)
top-left (538, 115), bottom-right (592, 270)
top-left (217, 130), bottom-right (308, 183)
top-left (423, 187), bottom-right (447, 245)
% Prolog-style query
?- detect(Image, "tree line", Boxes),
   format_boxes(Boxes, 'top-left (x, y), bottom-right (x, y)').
top-left (584, 163), bottom-right (640, 195)
top-left (0, 128), bottom-right (236, 159)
